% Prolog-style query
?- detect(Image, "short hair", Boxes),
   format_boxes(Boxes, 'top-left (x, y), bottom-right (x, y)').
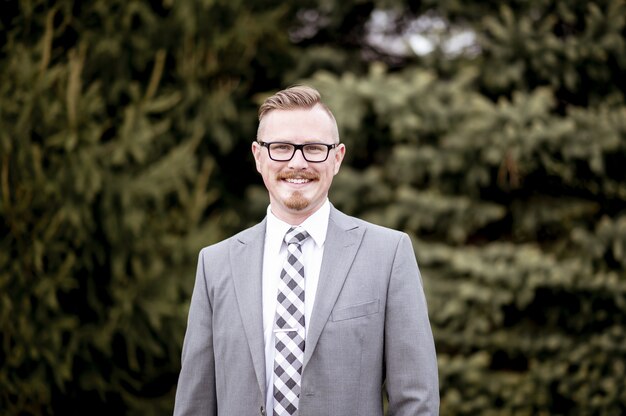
top-left (257, 85), bottom-right (339, 141)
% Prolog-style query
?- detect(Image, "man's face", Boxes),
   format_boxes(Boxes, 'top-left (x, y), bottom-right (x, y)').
top-left (252, 105), bottom-right (345, 224)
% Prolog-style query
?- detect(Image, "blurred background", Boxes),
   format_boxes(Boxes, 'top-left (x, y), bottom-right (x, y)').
top-left (1, 0), bottom-right (625, 414)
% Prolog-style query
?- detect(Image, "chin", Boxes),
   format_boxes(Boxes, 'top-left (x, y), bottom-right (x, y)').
top-left (284, 193), bottom-right (310, 211)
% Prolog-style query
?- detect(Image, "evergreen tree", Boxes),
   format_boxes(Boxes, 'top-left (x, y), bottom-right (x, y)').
top-left (0, 0), bottom-right (300, 413)
top-left (2, 0), bottom-right (625, 414)
top-left (285, 0), bottom-right (626, 414)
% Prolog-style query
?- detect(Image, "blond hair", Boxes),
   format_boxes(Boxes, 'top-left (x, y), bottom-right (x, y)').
top-left (257, 85), bottom-right (339, 141)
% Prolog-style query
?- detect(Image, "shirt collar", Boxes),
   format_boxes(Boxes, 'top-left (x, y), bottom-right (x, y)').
top-left (266, 199), bottom-right (330, 253)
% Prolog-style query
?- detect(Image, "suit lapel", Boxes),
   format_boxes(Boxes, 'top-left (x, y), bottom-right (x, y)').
top-left (230, 220), bottom-right (267, 397)
top-left (303, 207), bottom-right (364, 367)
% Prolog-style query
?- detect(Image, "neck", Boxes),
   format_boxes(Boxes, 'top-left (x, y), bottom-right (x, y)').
top-left (272, 210), bottom-right (312, 226)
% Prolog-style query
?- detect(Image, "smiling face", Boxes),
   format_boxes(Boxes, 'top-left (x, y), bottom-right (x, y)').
top-left (252, 104), bottom-right (345, 224)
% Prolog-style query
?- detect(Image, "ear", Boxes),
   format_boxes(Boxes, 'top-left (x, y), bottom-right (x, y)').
top-left (251, 141), bottom-right (262, 173)
top-left (333, 143), bottom-right (346, 175)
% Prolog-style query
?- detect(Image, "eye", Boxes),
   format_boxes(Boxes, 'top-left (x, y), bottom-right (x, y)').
top-left (272, 143), bottom-right (293, 151)
top-left (305, 144), bottom-right (326, 153)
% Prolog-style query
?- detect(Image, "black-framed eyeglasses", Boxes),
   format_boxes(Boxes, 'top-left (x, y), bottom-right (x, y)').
top-left (258, 141), bottom-right (339, 163)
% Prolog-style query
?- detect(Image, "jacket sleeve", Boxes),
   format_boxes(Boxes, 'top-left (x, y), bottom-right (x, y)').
top-left (173, 248), bottom-right (217, 416)
top-left (385, 233), bottom-right (440, 415)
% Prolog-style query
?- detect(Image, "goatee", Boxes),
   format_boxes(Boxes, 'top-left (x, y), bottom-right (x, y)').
top-left (285, 191), bottom-right (309, 210)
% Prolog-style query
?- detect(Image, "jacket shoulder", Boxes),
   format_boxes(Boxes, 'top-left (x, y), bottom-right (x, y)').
top-left (330, 207), bottom-right (406, 240)
top-left (199, 220), bottom-right (266, 255)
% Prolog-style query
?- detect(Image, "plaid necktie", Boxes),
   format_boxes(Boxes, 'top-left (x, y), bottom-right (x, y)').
top-left (273, 226), bottom-right (310, 416)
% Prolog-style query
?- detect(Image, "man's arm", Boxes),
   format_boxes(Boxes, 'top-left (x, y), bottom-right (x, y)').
top-left (385, 233), bottom-right (439, 415)
top-left (173, 248), bottom-right (217, 416)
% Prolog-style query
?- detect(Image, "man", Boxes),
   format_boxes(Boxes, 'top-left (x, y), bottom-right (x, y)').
top-left (173, 85), bottom-right (439, 415)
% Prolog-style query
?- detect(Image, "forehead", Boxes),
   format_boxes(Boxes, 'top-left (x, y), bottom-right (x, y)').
top-left (258, 106), bottom-right (337, 142)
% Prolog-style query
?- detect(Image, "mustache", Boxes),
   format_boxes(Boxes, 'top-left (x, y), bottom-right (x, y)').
top-left (278, 171), bottom-right (319, 181)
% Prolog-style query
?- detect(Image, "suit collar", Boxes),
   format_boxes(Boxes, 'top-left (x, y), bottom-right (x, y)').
top-left (230, 220), bottom-right (267, 396)
top-left (303, 205), bottom-right (364, 367)
top-left (229, 206), bottom-right (365, 388)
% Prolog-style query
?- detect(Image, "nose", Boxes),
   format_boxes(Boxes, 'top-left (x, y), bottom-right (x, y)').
top-left (288, 147), bottom-right (309, 169)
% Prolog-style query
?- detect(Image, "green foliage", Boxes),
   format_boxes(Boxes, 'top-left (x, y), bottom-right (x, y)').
top-left (306, 1), bottom-right (626, 412)
top-left (479, 1), bottom-right (626, 105)
top-left (0, 0), bottom-right (296, 414)
top-left (2, 0), bottom-right (625, 414)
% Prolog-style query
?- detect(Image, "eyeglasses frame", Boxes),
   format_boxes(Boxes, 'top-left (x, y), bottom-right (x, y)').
top-left (258, 141), bottom-right (340, 163)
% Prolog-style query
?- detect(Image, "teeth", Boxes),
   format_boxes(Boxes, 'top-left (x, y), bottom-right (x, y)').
top-left (286, 178), bottom-right (309, 184)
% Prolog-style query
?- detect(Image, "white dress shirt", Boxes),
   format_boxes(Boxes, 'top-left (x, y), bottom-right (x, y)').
top-left (262, 199), bottom-right (330, 412)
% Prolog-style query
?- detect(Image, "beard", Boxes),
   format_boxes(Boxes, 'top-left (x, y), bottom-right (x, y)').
top-left (284, 191), bottom-right (309, 210)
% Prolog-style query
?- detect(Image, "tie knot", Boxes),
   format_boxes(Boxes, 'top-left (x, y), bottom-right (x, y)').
top-left (285, 226), bottom-right (310, 246)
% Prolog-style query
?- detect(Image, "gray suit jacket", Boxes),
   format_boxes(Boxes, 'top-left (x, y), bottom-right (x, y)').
top-left (174, 206), bottom-right (439, 415)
